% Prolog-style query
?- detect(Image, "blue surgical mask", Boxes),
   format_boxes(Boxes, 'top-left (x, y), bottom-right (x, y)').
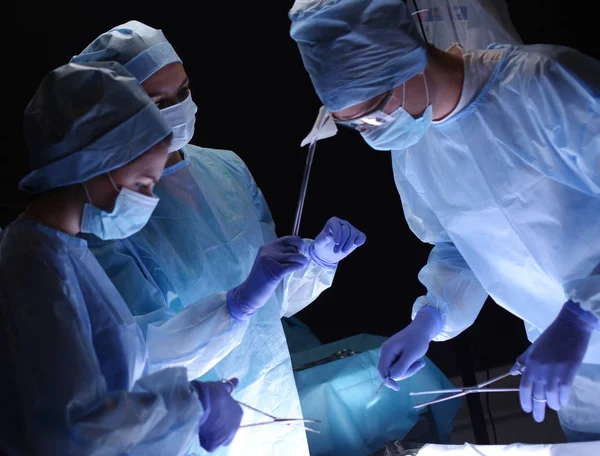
top-left (81, 173), bottom-right (159, 240)
top-left (361, 74), bottom-right (432, 151)
top-left (161, 93), bottom-right (198, 153)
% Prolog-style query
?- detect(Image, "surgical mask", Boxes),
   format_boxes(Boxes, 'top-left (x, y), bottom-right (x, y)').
top-left (81, 173), bottom-right (159, 240)
top-left (360, 74), bottom-right (432, 151)
top-left (161, 93), bottom-right (198, 153)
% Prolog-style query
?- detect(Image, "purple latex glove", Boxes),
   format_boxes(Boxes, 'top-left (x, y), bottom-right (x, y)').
top-left (515, 301), bottom-right (597, 423)
top-left (192, 378), bottom-right (243, 452)
top-left (227, 236), bottom-right (309, 321)
top-left (309, 217), bottom-right (366, 268)
top-left (377, 306), bottom-right (442, 391)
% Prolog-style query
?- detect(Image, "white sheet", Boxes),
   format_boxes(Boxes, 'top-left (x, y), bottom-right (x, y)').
top-left (418, 441), bottom-right (600, 456)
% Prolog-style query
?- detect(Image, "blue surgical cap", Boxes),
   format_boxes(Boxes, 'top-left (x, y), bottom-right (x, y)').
top-left (71, 20), bottom-right (182, 83)
top-left (20, 61), bottom-right (171, 193)
top-left (289, 0), bottom-right (427, 111)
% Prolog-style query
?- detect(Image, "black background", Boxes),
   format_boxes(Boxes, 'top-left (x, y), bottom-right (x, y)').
top-left (2, 0), bottom-right (597, 377)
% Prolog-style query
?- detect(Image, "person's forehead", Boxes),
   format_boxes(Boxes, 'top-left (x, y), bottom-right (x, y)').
top-left (143, 63), bottom-right (187, 91)
top-left (124, 143), bottom-right (167, 173)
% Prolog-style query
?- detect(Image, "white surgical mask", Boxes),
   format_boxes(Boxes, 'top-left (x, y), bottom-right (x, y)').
top-left (81, 173), bottom-right (159, 240)
top-left (361, 74), bottom-right (432, 151)
top-left (161, 94), bottom-right (198, 153)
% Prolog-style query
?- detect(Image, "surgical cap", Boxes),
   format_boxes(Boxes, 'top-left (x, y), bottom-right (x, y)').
top-left (289, 0), bottom-right (427, 111)
top-left (20, 61), bottom-right (171, 193)
top-left (71, 20), bottom-right (182, 83)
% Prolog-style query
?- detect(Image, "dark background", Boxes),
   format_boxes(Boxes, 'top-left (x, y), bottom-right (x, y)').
top-left (2, 1), bottom-right (597, 378)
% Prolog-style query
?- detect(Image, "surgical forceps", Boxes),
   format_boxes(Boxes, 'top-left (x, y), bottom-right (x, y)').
top-left (410, 361), bottom-right (525, 409)
top-left (292, 137), bottom-right (318, 237)
top-left (293, 348), bottom-right (360, 372)
top-left (292, 108), bottom-right (336, 236)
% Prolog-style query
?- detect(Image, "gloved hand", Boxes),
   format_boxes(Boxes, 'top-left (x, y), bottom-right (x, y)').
top-left (515, 300), bottom-right (597, 423)
top-left (309, 217), bottom-right (366, 268)
top-left (377, 306), bottom-right (442, 391)
top-left (227, 236), bottom-right (309, 321)
top-left (192, 378), bottom-right (243, 452)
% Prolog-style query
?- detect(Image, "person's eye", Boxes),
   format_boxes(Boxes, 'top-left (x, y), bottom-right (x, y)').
top-left (150, 96), bottom-right (166, 109)
top-left (178, 86), bottom-right (190, 101)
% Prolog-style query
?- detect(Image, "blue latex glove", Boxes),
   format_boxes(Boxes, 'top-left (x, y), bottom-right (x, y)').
top-left (377, 306), bottom-right (442, 391)
top-left (309, 217), bottom-right (366, 268)
top-left (192, 378), bottom-right (243, 452)
top-left (227, 236), bottom-right (309, 321)
top-left (515, 300), bottom-right (597, 423)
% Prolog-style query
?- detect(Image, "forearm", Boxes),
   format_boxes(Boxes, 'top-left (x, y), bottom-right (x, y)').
top-left (144, 293), bottom-right (249, 380)
top-left (413, 242), bottom-right (488, 341)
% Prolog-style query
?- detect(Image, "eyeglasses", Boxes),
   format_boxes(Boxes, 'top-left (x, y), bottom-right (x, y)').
top-left (333, 90), bottom-right (397, 132)
top-left (333, 73), bottom-right (429, 133)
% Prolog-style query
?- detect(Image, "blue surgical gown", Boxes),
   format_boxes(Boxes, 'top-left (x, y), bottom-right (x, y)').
top-left (393, 44), bottom-right (600, 436)
top-left (0, 220), bottom-right (202, 455)
top-left (88, 145), bottom-right (336, 455)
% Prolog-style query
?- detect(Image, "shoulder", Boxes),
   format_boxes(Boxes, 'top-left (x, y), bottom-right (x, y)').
top-left (0, 222), bottom-right (78, 290)
top-left (1, 222), bottom-right (71, 262)
top-left (182, 144), bottom-right (255, 186)
top-left (503, 45), bottom-right (600, 91)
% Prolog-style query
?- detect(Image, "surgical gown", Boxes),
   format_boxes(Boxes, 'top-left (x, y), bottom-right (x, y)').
top-left (88, 145), bottom-right (336, 455)
top-left (393, 44), bottom-right (600, 437)
top-left (0, 220), bottom-right (202, 456)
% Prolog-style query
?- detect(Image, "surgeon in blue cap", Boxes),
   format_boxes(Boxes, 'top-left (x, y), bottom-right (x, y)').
top-left (72, 20), bottom-right (366, 455)
top-left (0, 62), bottom-right (243, 455)
top-left (290, 0), bottom-right (600, 442)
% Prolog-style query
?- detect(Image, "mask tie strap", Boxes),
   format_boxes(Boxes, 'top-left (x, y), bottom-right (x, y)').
top-left (83, 184), bottom-right (93, 204)
top-left (107, 173), bottom-right (120, 192)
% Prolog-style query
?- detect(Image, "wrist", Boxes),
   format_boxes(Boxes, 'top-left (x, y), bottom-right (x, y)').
top-left (226, 286), bottom-right (255, 322)
top-left (561, 300), bottom-right (598, 332)
top-left (308, 243), bottom-right (337, 269)
top-left (414, 306), bottom-right (443, 340)
top-left (191, 381), bottom-right (211, 426)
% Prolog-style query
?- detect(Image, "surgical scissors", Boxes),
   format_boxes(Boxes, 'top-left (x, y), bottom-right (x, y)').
top-left (410, 361), bottom-right (525, 409)
top-left (237, 400), bottom-right (321, 433)
top-left (219, 379), bottom-right (321, 433)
